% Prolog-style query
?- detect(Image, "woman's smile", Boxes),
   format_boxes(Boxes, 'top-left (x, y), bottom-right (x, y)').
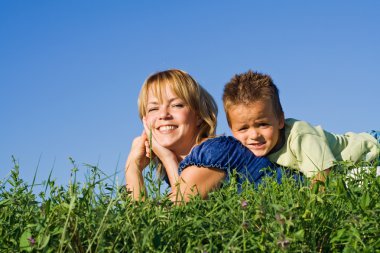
top-left (157, 125), bottom-right (178, 133)
top-left (145, 85), bottom-right (199, 155)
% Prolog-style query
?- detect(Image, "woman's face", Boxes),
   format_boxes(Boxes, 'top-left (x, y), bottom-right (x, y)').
top-left (144, 85), bottom-right (199, 156)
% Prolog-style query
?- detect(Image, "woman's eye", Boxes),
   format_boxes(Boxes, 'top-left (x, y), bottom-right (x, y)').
top-left (148, 107), bottom-right (158, 112)
top-left (172, 103), bottom-right (184, 108)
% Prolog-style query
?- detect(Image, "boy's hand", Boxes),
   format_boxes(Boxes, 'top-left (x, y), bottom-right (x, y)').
top-left (310, 168), bottom-right (331, 191)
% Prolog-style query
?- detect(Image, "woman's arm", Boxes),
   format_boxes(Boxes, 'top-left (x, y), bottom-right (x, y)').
top-left (143, 121), bottom-right (226, 202)
top-left (125, 132), bottom-right (150, 200)
top-left (157, 153), bottom-right (225, 202)
top-left (171, 166), bottom-right (226, 202)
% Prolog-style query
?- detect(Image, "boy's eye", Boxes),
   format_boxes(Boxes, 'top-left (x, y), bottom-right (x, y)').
top-left (238, 127), bottom-right (248, 132)
top-left (258, 123), bottom-right (269, 128)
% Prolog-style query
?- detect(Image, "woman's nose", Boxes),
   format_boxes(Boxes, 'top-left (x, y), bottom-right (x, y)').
top-left (158, 107), bottom-right (171, 119)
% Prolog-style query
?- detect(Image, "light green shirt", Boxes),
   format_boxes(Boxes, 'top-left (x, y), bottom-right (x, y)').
top-left (268, 118), bottom-right (379, 178)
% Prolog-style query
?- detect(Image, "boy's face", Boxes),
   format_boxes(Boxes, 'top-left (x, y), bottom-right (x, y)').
top-left (228, 100), bottom-right (284, 157)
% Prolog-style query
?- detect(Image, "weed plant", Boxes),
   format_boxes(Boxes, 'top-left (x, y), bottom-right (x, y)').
top-left (1, 158), bottom-right (379, 252)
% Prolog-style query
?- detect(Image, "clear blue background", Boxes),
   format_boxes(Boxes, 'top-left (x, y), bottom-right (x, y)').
top-left (1, 1), bottom-right (379, 188)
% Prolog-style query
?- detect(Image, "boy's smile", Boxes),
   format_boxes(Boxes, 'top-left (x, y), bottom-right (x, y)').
top-left (228, 100), bottom-right (284, 157)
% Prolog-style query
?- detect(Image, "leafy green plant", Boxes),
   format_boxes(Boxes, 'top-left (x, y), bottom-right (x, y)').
top-left (1, 158), bottom-right (379, 252)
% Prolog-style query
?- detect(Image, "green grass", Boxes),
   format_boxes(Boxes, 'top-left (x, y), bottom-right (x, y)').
top-left (1, 158), bottom-right (379, 252)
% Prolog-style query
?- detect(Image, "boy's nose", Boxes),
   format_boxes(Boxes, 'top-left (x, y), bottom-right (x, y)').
top-left (249, 129), bottom-right (260, 139)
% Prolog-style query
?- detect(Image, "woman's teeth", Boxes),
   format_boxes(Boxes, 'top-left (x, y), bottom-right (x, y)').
top-left (159, 125), bottom-right (176, 131)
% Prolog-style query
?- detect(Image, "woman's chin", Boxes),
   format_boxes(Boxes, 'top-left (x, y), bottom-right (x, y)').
top-left (156, 140), bottom-right (177, 150)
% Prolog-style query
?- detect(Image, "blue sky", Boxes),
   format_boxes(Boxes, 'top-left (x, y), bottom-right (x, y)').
top-left (1, 1), bottom-right (379, 188)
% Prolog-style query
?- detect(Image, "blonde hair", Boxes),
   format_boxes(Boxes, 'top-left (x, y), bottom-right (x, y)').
top-left (138, 69), bottom-right (217, 144)
top-left (138, 69), bottom-right (218, 180)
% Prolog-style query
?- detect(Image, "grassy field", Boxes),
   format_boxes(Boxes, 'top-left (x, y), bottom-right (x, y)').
top-left (1, 158), bottom-right (379, 252)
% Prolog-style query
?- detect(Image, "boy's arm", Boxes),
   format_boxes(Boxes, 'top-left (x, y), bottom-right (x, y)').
top-left (291, 134), bottom-right (336, 178)
top-left (311, 168), bottom-right (331, 183)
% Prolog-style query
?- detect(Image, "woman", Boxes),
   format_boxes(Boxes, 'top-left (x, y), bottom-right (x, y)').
top-left (125, 69), bottom-right (292, 202)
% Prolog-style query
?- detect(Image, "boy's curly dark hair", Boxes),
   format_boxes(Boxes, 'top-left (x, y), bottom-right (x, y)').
top-left (222, 70), bottom-right (284, 126)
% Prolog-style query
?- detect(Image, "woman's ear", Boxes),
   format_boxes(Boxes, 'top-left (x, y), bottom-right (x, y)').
top-left (279, 113), bottom-right (285, 129)
top-left (197, 117), bottom-right (203, 127)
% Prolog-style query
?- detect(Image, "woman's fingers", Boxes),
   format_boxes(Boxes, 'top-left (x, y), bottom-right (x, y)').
top-left (145, 140), bottom-right (151, 158)
top-left (143, 118), bottom-right (158, 149)
top-left (142, 117), bottom-right (174, 161)
top-left (128, 135), bottom-right (150, 170)
top-left (142, 117), bottom-right (151, 137)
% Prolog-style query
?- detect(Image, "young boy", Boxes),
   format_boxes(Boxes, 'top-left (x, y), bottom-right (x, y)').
top-left (222, 70), bottom-right (380, 182)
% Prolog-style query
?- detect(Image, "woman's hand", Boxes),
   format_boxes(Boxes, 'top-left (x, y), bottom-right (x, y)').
top-left (127, 131), bottom-right (151, 171)
top-left (143, 118), bottom-right (181, 186)
top-left (143, 118), bottom-right (177, 164)
top-left (125, 131), bottom-right (151, 200)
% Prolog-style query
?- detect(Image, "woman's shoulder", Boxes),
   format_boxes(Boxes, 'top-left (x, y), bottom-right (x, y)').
top-left (179, 135), bottom-right (254, 174)
top-left (179, 135), bottom-right (278, 185)
top-left (185, 135), bottom-right (255, 164)
top-left (198, 135), bottom-right (243, 148)
top-left (189, 135), bottom-right (248, 156)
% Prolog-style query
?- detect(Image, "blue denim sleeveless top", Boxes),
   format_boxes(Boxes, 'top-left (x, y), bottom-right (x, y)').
top-left (175, 136), bottom-right (294, 188)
